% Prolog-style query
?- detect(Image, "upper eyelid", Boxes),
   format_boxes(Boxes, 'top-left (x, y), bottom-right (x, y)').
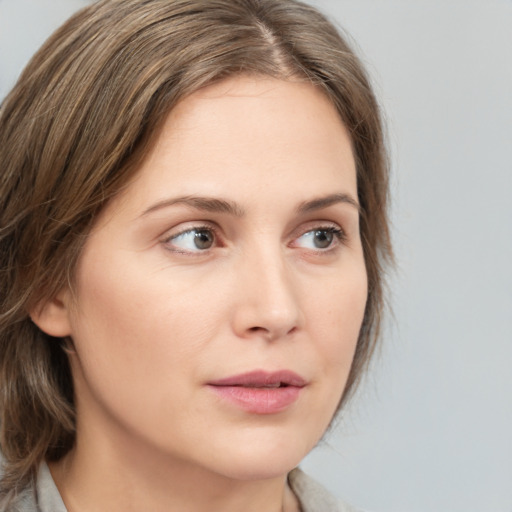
top-left (158, 215), bottom-right (349, 245)
top-left (162, 222), bottom-right (219, 241)
top-left (162, 220), bottom-right (343, 238)
top-left (290, 220), bottom-right (345, 239)
top-left (161, 225), bottom-right (220, 255)
top-left (292, 226), bottom-right (346, 247)
top-left (161, 219), bottom-right (346, 237)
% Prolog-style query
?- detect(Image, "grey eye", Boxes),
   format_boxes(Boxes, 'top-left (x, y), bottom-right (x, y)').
top-left (295, 228), bottom-right (338, 250)
top-left (193, 229), bottom-right (214, 250)
top-left (311, 230), bottom-right (333, 248)
top-left (169, 228), bottom-right (215, 252)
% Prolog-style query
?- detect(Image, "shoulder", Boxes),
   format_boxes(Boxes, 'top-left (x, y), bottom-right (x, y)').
top-left (0, 462), bottom-right (38, 512)
top-left (0, 478), bottom-right (39, 512)
top-left (0, 455), bottom-right (61, 512)
top-left (0, 490), bottom-right (37, 512)
top-left (288, 468), bottom-right (361, 512)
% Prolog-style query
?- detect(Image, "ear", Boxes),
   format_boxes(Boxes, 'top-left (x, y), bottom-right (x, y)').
top-left (29, 290), bottom-right (73, 338)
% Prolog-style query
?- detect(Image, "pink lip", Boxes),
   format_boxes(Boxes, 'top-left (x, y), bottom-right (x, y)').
top-left (207, 370), bottom-right (307, 415)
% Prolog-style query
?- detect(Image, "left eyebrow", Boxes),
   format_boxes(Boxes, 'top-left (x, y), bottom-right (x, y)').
top-left (296, 193), bottom-right (360, 214)
top-left (140, 195), bottom-right (246, 218)
top-left (140, 192), bottom-right (359, 219)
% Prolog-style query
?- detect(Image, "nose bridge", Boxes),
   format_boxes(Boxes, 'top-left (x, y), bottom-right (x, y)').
top-left (232, 238), bottom-right (303, 340)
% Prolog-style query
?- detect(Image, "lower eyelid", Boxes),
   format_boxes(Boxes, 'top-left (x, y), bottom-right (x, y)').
top-left (291, 227), bottom-right (346, 250)
top-left (164, 224), bottom-right (215, 241)
top-left (161, 223), bottom-right (347, 252)
top-left (161, 225), bottom-right (218, 252)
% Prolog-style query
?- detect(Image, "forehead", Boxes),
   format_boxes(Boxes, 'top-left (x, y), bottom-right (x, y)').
top-left (105, 75), bottom-right (356, 220)
top-left (163, 75), bottom-right (352, 164)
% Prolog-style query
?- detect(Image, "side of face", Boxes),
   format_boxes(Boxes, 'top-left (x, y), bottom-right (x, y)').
top-left (32, 76), bottom-right (368, 481)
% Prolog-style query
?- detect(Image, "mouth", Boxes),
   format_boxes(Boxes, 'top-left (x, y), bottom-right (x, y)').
top-left (207, 370), bottom-right (307, 414)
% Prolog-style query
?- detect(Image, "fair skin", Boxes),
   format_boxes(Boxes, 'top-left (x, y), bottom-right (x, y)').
top-left (33, 76), bottom-right (367, 512)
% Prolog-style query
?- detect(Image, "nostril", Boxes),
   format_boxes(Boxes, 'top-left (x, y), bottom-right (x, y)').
top-left (246, 325), bottom-right (297, 341)
top-left (248, 326), bottom-right (274, 340)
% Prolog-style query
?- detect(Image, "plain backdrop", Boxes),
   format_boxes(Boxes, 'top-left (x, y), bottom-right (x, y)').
top-left (1, 1), bottom-right (511, 511)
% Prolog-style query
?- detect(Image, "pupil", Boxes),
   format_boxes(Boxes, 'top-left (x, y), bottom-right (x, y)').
top-left (194, 230), bottom-right (213, 249)
top-left (314, 230), bottom-right (333, 249)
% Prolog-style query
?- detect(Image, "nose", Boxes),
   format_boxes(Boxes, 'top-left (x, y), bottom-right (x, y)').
top-left (231, 246), bottom-right (303, 342)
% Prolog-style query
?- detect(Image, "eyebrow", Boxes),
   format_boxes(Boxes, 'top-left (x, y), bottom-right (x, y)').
top-left (141, 192), bottom-right (359, 218)
top-left (141, 196), bottom-right (245, 217)
top-left (296, 193), bottom-right (360, 214)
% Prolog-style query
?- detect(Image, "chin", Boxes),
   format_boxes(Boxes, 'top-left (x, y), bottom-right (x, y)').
top-left (196, 425), bottom-right (319, 481)
top-left (214, 456), bottom-right (301, 482)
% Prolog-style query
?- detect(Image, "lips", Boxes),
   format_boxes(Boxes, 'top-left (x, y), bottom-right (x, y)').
top-left (207, 370), bottom-right (307, 414)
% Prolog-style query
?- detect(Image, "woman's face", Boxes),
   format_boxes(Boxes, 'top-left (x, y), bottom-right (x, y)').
top-left (59, 76), bottom-right (367, 480)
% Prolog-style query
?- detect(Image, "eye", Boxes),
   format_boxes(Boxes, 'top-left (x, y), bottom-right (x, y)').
top-left (293, 227), bottom-right (344, 250)
top-left (165, 227), bottom-right (216, 253)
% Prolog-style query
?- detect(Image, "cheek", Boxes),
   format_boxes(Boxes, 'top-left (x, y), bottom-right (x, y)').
top-left (66, 262), bottom-right (212, 437)
top-left (68, 251), bottom-right (228, 384)
top-left (309, 265), bottom-right (368, 394)
top-left (315, 267), bottom-right (367, 347)
top-left (292, 270), bottom-right (367, 445)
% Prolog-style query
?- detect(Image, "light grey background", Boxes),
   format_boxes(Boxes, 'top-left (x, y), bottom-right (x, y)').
top-left (1, 1), bottom-right (511, 511)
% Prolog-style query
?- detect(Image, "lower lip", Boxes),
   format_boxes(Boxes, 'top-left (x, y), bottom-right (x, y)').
top-left (207, 385), bottom-right (303, 414)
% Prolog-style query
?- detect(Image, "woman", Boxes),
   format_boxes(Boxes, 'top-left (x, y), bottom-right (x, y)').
top-left (0, 0), bottom-right (392, 510)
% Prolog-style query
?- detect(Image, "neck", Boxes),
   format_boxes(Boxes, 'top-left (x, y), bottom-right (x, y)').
top-left (50, 420), bottom-right (301, 512)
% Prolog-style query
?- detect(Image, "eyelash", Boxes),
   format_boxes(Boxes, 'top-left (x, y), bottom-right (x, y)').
top-left (162, 224), bottom-right (220, 254)
top-left (293, 226), bottom-right (347, 250)
top-left (161, 223), bottom-right (346, 255)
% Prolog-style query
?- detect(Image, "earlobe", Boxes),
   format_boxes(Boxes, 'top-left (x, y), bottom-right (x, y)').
top-left (29, 291), bottom-right (73, 338)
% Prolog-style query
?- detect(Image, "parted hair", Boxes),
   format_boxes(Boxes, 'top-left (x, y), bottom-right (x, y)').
top-left (0, 0), bottom-right (392, 496)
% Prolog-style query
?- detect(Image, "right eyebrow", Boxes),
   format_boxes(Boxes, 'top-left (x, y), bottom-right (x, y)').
top-left (296, 193), bottom-right (360, 215)
top-left (140, 195), bottom-right (246, 218)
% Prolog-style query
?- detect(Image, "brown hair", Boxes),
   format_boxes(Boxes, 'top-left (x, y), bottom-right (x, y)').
top-left (0, 0), bottom-right (392, 496)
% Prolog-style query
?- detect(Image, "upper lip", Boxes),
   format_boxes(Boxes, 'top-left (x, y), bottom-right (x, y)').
top-left (208, 370), bottom-right (307, 388)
